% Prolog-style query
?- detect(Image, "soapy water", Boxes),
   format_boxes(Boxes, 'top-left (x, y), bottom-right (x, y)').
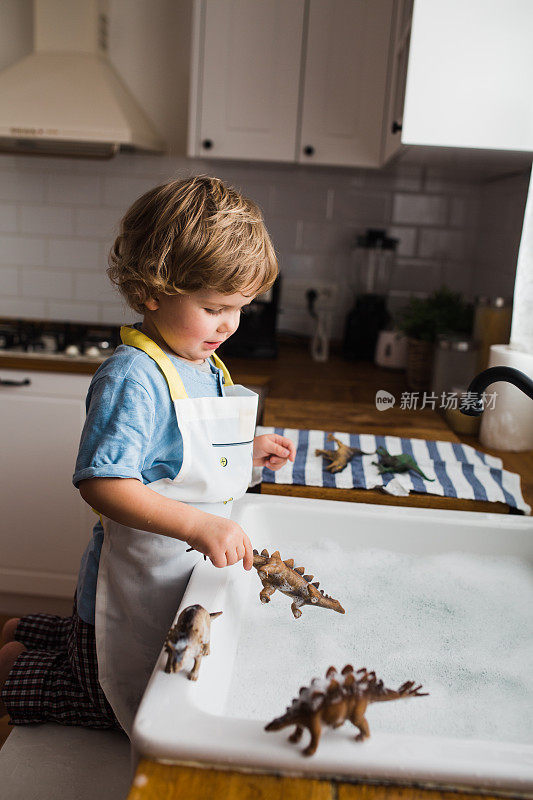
top-left (224, 540), bottom-right (533, 744)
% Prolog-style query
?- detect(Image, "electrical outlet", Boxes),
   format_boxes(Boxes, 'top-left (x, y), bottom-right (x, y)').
top-left (282, 280), bottom-right (338, 310)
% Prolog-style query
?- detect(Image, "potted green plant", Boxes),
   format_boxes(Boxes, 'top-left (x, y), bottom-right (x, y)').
top-left (399, 287), bottom-right (473, 391)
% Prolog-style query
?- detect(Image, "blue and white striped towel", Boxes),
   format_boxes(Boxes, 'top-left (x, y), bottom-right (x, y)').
top-left (256, 426), bottom-right (531, 515)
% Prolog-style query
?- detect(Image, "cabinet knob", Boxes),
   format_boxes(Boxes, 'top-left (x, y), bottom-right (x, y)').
top-left (202, 139), bottom-right (213, 150)
top-left (391, 121), bottom-right (402, 134)
top-left (303, 145), bottom-right (315, 156)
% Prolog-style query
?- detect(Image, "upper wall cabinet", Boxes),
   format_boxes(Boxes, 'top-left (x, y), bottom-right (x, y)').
top-left (188, 0), bottom-right (393, 167)
top-left (385, 0), bottom-right (533, 159)
top-left (297, 0), bottom-right (393, 167)
top-left (188, 0), bottom-right (305, 162)
top-left (381, 0), bottom-right (412, 163)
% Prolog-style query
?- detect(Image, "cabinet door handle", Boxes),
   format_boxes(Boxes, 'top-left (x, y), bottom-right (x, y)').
top-left (0, 377), bottom-right (31, 387)
top-left (202, 139), bottom-right (213, 150)
top-left (391, 120), bottom-right (402, 134)
top-left (303, 145), bottom-right (315, 156)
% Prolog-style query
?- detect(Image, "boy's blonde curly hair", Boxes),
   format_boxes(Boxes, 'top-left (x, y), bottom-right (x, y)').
top-left (108, 175), bottom-right (278, 313)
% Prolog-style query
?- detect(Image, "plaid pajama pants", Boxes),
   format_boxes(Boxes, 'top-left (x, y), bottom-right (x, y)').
top-left (1, 598), bottom-right (121, 730)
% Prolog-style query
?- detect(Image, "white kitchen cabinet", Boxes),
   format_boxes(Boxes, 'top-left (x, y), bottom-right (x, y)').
top-left (188, 0), bottom-right (305, 162)
top-left (381, 0), bottom-right (412, 163)
top-left (298, 0), bottom-right (393, 167)
top-left (0, 368), bottom-right (93, 599)
top-left (384, 0), bottom-right (533, 160)
top-left (189, 0), bottom-right (394, 167)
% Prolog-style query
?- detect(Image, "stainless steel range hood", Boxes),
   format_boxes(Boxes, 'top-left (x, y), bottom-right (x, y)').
top-left (0, 0), bottom-right (165, 158)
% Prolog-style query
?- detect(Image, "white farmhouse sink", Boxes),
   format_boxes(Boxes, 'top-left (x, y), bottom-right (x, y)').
top-left (132, 494), bottom-right (533, 797)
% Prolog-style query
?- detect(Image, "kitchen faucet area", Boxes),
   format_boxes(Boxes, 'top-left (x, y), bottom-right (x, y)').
top-left (0, 1), bottom-right (532, 799)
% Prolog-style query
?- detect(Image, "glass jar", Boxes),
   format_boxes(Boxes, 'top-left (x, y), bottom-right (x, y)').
top-left (349, 228), bottom-right (398, 297)
top-left (431, 335), bottom-right (479, 399)
top-left (473, 296), bottom-right (512, 372)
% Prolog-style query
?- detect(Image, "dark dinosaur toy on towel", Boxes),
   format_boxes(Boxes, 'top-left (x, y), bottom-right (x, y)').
top-left (373, 446), bottom-right (435, 481)
top-left (265, 664), bottom-right (428, 756)
top-left (252, 548), bottom-right (345, 619)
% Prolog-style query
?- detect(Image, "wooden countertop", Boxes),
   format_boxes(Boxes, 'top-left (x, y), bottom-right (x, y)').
top-left (4, 342), bottom-right (531, 798)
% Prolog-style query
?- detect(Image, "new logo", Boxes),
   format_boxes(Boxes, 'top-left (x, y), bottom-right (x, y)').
top-left (375, 390), bottom-right (395, 411)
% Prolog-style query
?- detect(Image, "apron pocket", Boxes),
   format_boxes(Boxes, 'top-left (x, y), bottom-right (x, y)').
top-left (211, 440), bottom-right (254, 447)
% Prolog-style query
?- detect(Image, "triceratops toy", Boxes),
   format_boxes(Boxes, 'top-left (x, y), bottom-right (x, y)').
top-left (163, 604), bottom-right (222, 680)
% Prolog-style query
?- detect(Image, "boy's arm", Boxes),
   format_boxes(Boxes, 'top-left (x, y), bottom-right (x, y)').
top-left (78, 477), bottom-right (253, 569)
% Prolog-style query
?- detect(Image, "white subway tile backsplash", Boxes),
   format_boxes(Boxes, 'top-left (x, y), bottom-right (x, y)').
top-left (0, 297), bottom-right (46, 318)
top-left (47, 173), bottom-right (103, 206)
top-left (74, 207), bottom-right (122, 238)
top-left (361, 164), bottom-right (423, 193)
top-left (0, 170), bottom-right (45, 203)
top-left (263, 217), bottom-right (298, 252)
top-left (418, 228), bottom-right (466, 261)
top-left (442, 263), bottom-right (473, 296)
top-left (100, 302), bottom-right (141, 325)
top-left (388, 226), bottom-right (417, 257)
top-left (103, 175), bottom-right (159, 209)
top-left (19, 204), bottom-right (74, 235)
top-left (48, 300), bottom-right (100, 323)
top-left (449, 196), bottom-right (468, 228)
top-left (74, 271), bottom-right (116, 303)
top-left (391, 259), bottom-right (444, 294)
top-left (22, 269), bottom-right (73, 300)
top-left (279, 253), bottom-right (316, 279)
top-left (0, 235), bottom-right (46, 267)
top-left (270, 184), bottom-right (329, 221)
top-left (331, 189), bottom-right (391, 224)
top-left (0, 154), bottom-right (523, 334)
top-left (298, 221), bottom-right (354, 254)
top-left (48, 238), bottom-right (101, 270)
top-left (0, 204), bottom-right (17, 233)
top-left (393, 194), bottom-right (448, 226)
top-left (0, 266), bottom-right (19, 295)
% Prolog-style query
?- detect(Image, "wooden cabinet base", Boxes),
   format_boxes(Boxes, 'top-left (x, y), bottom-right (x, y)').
top-left (127, 760), bottom-right (511, 800)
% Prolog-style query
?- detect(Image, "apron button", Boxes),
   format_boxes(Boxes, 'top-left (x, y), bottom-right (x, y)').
top-left (220, 456), bottom-right (228, 467)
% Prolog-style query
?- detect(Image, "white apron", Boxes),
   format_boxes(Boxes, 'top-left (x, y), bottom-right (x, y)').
top-left (95, 326), bottom-right (258, 735)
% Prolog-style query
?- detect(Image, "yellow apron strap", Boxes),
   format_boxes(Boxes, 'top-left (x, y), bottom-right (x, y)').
top-left (210, 352), bottom-right (234, 387)
top-left (120, 326), bottom-right (188, 400)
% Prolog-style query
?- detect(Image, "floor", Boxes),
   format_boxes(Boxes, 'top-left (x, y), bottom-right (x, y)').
top-left (0, 612), bottom-right (20, 749)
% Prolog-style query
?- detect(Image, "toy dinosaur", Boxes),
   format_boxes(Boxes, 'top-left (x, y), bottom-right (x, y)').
top-left (252, 548), bottom-right (345, 619)
top-left (373, 446), bottom-right (435, 481)
top-left (315, 433), bottom-right (372, 473)
top-left (265, 664), bottom-right (428, 756)
top-left (163, 604), bottom-right (222, 680)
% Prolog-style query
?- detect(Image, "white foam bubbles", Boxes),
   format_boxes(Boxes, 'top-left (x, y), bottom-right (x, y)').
top-left (224, 540), bottom-right (533, 744)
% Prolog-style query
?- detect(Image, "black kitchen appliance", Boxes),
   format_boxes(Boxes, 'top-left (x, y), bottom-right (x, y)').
top-left (218, 277), bottom-right (280, 359)
top-left (343, 228), bottom-right (398, 361)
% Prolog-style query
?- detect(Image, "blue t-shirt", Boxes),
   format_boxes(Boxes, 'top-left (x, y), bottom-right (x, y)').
top-left (72, 332), bottom-right (225, 624)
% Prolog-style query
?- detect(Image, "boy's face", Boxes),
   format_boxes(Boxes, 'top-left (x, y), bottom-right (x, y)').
top-left (142, 289), bottom-right (255, 363)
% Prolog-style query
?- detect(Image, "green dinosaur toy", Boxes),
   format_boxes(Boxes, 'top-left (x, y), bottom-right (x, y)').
top-left (373, 446), bottom-right (435, 481)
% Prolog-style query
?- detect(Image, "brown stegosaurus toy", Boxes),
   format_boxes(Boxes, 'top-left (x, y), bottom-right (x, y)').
top-left (252, 548), bottom-right (345, 619)
top-left (265, 664), bottom-right (428, 756)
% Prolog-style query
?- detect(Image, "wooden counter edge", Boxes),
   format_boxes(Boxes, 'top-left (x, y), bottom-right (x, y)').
top-left (127, 758), bottom-right (512, 800)
top-left (260, 482), bottom-right (510, 514)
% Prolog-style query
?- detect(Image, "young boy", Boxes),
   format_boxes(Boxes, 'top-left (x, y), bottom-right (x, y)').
top-left (0, 176), bottom-right (295, 735)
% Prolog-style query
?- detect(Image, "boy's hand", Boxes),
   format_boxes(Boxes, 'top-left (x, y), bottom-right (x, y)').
top-left (186, 514), bottom-right (253, 571)
top-left (253, 433), bottom-right (296, 470)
